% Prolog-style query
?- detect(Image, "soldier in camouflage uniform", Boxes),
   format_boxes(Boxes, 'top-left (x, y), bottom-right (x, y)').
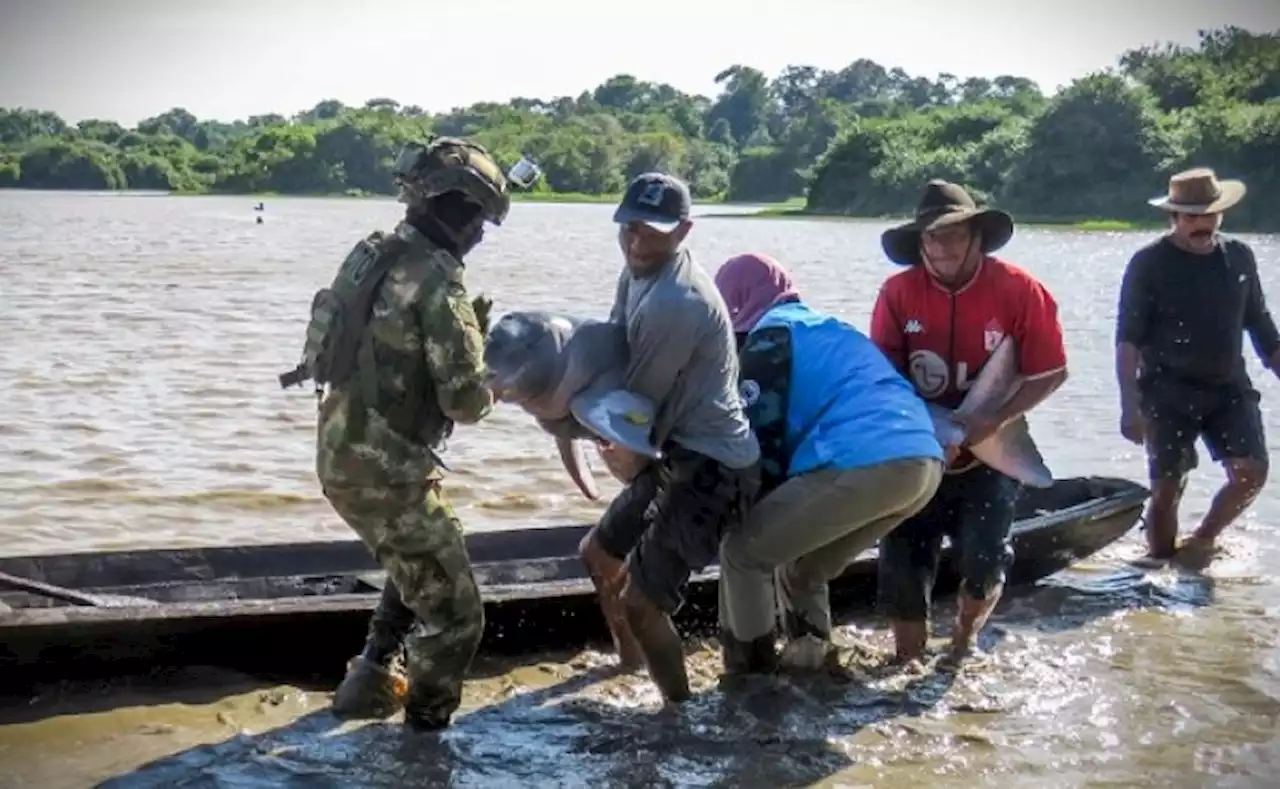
top-left (283, 137), bottom-right (512, 731)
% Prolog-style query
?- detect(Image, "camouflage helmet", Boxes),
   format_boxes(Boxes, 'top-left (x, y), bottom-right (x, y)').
top-left (392, 136), bottom-right (511, 226)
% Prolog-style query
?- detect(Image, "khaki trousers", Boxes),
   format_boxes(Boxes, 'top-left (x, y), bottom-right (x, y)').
top-left (718, 457), bottom-right (943, 641)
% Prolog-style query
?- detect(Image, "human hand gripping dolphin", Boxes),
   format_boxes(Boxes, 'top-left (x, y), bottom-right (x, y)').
top-left (926, 335), bottom-right (1055, 488)
top-left (483, 311), bottom-right (662, 500)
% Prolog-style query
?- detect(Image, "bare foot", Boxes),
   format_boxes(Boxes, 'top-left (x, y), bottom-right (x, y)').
top-left (940, 641), bottom-right (989, 671)
top-left (1130, 552), bottom-right (1173, 570)
top-left (1172, 536), bottom-right (1220, 571)
top-left (876, 652), bottom-right (929, 678)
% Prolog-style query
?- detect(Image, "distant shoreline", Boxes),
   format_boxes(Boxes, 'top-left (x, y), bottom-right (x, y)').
top-left (0, 187), bottom-right (1200, 233)
top-left (3, 29), bottom-right (1274, 235)
top-left (697, 204), bottom-right (1166, 232)
top-left (0, 186), bottom-right (791, 210)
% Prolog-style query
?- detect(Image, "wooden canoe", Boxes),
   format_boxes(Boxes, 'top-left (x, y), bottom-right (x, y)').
top-left (0, 476), bottom-right (1147, 690)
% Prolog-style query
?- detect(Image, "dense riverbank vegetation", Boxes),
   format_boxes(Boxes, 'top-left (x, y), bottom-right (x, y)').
top-left (1, 26), bottom-right (1277, 229)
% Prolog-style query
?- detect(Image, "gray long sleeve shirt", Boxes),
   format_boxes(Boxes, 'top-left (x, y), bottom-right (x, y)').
top-left (609, 247), bottom-right (760, 469)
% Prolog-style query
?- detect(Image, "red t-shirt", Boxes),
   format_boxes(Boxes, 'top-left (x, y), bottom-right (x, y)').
top-left (870, 256), bottom-right (1067, 468)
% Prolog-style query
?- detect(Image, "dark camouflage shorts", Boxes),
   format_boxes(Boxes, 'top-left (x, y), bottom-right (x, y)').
top-left (1139, 375), bottom-right (1268, 480)
top-left (597, 443), bottom-right (761, 614)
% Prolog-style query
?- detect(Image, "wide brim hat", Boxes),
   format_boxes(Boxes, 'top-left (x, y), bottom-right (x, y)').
top-left (881, 179), bottom-right (1015, 267)
top-left (1148, 167), bottom-right (1246, 214)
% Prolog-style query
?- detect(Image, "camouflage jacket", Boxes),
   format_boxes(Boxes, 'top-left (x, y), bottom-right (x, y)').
top-left (317, 222), bottom-right (492, 489)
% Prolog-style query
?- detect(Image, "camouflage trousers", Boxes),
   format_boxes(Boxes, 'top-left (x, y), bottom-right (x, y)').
top-left (322, 479), bottom-right (484, 725)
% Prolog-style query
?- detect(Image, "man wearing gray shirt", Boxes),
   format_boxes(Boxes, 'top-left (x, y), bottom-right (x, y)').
top-left (579, 172), bottom-right (761, 703)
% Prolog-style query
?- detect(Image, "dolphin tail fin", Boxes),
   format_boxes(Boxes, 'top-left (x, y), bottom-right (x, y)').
top-left (556, 435), bottom-right (600, 500)
top-left (969, 414), bottom-right (1054, 488)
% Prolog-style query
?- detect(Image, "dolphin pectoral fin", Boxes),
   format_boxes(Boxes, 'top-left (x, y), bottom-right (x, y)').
top-left (970, 415), bottom-right (1053, 488)
top-left (556, 435), bottom-right (600, 500)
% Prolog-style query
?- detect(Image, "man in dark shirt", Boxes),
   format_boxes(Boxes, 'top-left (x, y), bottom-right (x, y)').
top-left (1116, 168), bottom-right (1280, 567)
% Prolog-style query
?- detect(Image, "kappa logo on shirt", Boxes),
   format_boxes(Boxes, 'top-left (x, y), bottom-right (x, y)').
top-left (739, 379), bottom-right (761, 407)
top-left (904, 319), bottom-right (924, 334)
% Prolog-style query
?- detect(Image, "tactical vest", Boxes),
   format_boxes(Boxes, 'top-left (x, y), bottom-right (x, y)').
top-left (280, 231), bottom-right (409, 393)
top-left (281, 230), bottom-right (456, 449)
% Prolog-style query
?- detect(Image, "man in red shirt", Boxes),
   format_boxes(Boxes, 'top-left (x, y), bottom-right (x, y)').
top-left (869, 179), bottom-right (1069, 663)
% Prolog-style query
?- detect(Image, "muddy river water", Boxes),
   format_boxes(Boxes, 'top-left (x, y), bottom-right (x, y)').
top-left (0, 192), bottom-right (1277, 788)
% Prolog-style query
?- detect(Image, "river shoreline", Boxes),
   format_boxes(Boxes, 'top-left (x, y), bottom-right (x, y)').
top-left (2, 194), bottom-right (1277, 787)
top-left (700, 205), bottom-right (1171, 232)
top-left (0, 187), bottom-right (1186, 232)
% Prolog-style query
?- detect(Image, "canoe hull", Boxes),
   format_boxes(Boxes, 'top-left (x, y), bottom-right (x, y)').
top-left (0, 476), bottom-right (1147, 690)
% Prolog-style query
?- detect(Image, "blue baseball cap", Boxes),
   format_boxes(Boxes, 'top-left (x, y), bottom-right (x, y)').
top-left (612, 172), bottom-right (692, 232)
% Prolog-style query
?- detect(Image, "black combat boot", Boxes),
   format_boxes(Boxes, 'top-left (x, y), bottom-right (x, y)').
top-left (720, 629), bottom-right (779, 676)
top-left (332, 581), bottom-right (415, 720)
top-left (403, 678), bottom-right (463, 733)
top-left (783, 610), bottom-right (830, 641)
top-left (401, 615), bottom-right (484, 733)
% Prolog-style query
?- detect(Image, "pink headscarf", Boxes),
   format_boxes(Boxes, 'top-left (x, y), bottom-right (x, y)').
top-left (714, 253), bottom-right (800, 333)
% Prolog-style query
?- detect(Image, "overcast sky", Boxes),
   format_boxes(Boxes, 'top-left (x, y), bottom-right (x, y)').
top-left (1, 0), bottom-right (1276, 126)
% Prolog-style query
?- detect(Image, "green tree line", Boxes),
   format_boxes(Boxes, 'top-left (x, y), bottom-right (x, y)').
top-left (1, 26), bottom-right (1276, 229)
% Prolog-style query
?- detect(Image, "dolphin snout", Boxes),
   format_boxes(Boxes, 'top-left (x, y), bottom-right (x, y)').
top-left (486, 372), bottom-right (525, 404)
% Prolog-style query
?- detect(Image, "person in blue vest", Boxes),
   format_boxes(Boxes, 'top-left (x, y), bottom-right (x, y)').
top-left (713, 252), bottom-right (946, 674)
